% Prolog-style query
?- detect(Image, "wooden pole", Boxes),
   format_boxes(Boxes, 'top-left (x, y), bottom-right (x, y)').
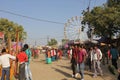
top-left (7, 30), bottom-right (13, 80)
top-left (16, 29), bottom-right (19, 54)
top-left (8, 33), bottom-right (11, 54)
top-left (15, 27), bottom-right (19, 80)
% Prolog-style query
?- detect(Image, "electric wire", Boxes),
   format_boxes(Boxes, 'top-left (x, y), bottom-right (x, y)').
top-left (0, 9), bottom-right (64, 25)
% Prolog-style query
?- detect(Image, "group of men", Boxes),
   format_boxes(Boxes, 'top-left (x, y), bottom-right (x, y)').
top-left (70, 44), bottom-right (103, 80)
top-left (70, 44), bottom-right (120, 80)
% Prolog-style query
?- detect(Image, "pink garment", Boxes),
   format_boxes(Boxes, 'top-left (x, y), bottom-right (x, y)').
top-left (67, 50), bottom-right (70, 55)
top-left (51, 50), bottom-right (54, 56)
top-left (51, 50), bottom-right (56, 56)
top-left (78, 49), bottom-right (86, 63)
top-left (107, 50), bottom-right (111, 59)
top-left (82, 49), bottom-right (87, 56)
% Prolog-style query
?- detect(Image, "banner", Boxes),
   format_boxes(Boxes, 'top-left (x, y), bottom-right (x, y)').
top-left (0, 32), bottom-right (4, 39)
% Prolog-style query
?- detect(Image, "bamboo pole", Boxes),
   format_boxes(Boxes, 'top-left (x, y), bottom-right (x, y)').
top-left (15, 27), bottom-right (19, 80)
top-left (8, 33), bottom-right (11, 54)
top-left (7, 30), bottom-right (13, 80)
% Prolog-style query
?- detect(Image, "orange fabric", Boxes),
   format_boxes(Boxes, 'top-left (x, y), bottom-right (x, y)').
top-left (10, 65), bottom-right (14, 80)
top-left (0, 66), bottom-right (2, 76)
top-left (47, 51), bottom-right (51, 58)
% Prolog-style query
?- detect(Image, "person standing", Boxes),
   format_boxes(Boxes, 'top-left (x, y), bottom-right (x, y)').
top-left (87, 47), bottom-right (94, 71)
top-left (76, 45), bottom-right (87, 80)
top-left (67, 48), bottom-right (71, 59)
top-left (16, 48), bottom-right (28, 80)
top-left (71, 45), bottom-right (78, 78)
top-left (51, 48), bottom-right (56, 61)
top-left (0, 48), bottom-right (16, 80)
top-left (92, 45), bottom-right (103, 78)
top-left (24, 44), bottom-right (32, 80)
top-left (58, 49), bottom-right (62, 59)
top-left (110, 45), bottom-right (119, 69)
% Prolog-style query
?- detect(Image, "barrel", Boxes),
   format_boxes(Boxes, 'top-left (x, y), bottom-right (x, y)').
top-left (46, 58), bottom-right (52, 64)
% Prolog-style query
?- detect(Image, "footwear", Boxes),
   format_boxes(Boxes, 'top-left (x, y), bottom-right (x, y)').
top-left (93, 75), bottom-right (97, 78)
top-left (72, 74), bottom-right (75, 78)
top-left (100, 73), bottom-right (103, 76)
top-left (75, 73), bottom-right (79, 77)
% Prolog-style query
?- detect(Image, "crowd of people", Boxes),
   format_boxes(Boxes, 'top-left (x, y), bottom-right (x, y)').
top-left (69, 44), bottom-right (119, 80)
top-left (0, 43), bottom-right (120, 80)
top-left (0, 44), bottom-right (32, 80)
top-left (70, 44), bottom-right (103, 80)
top-left (42, 43), bottom-right (120, 80)
top-left (45, 48), bottom-right (63, 63)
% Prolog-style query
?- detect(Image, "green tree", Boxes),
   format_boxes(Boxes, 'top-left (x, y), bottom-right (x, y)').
top-left (82, 0), bottom-right (120, 39)
top-left (107, 0), bottom-right (120, 7)
top-left (0, 18), bottom-right (27, 42)
top-left (48, 38), bottom-right (57, 46)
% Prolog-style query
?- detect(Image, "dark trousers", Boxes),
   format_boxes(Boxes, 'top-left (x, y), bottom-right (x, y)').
top-left (71, 63), bottom-right (76, 75)
top-left (112, 59), bottom-right (118, 69)
top-left (19, 63), bottom-right (26, 80)
top-left (71, 58), bottom-right (76, 75)
top-left (88, 58), bottom-right (91, 70)
top-left (118, 74), bottom-right (120, 80)
top-left (1, 67), bottom-right (10, 80)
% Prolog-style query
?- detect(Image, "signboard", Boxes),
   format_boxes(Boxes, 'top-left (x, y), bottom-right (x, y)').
top-left (0, 32), bottom-right (4, 44)
top-left (0, 32), bottom-right (4, 39)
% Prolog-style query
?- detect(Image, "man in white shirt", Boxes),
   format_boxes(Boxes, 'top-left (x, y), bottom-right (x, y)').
top-left (0, 48), bottom-right (16, 80)
top-left (91, 45), bottom-right (103, 78)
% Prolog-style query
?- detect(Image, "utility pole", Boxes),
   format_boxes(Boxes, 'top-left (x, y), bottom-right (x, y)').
top-left (35, 40), bottom-right (37, 46)
top-left (87, 0), bottom-right (93, 41)
top-left (47, 35), bottom-right (49, 45)
top-left (87, 0), bottom-right (91, 12)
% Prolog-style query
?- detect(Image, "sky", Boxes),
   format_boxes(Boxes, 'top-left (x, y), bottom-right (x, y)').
top-left (0, 0), bottom-right (107, 46)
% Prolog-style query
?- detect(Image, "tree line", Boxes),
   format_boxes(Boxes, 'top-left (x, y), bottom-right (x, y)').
top-left (0, 18), bottom-right (27, 43)
top-left (82, 0), bottom-right (120, 40)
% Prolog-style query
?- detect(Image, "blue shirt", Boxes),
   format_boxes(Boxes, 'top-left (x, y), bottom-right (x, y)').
top-left (110, 48), bottom-right (119, 59)
top-left (25, 49), bottom-right (32, 64)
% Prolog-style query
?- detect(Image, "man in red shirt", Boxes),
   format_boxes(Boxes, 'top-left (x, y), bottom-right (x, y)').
top-left (76, 45), bottom-right (87, 80)
top-left (16, 48), bottom-right (28, 80)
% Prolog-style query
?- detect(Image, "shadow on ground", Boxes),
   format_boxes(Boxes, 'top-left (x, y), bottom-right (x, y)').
top-left (52, 67), bottom-right (71, 78)
top-left (57, 65), bottom-right (71, 70)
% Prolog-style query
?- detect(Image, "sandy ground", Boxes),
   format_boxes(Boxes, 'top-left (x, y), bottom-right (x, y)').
top-left (30, 54), bottom-right (117, 80)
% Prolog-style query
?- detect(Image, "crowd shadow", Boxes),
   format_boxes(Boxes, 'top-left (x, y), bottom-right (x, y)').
top-left (57, 65), bottom-right (71, 70)
top-left (84, 69), bottom-right (116, 80)
top-left (52, 67), bottom-right (82, 80)
top-left (52, 67), bottom-right (71, 78)
top-left (61, 78), bottom-right (68, 80)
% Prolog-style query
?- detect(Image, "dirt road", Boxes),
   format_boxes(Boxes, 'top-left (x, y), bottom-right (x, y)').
top-left (30, 54), bottom-right (116, 80)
